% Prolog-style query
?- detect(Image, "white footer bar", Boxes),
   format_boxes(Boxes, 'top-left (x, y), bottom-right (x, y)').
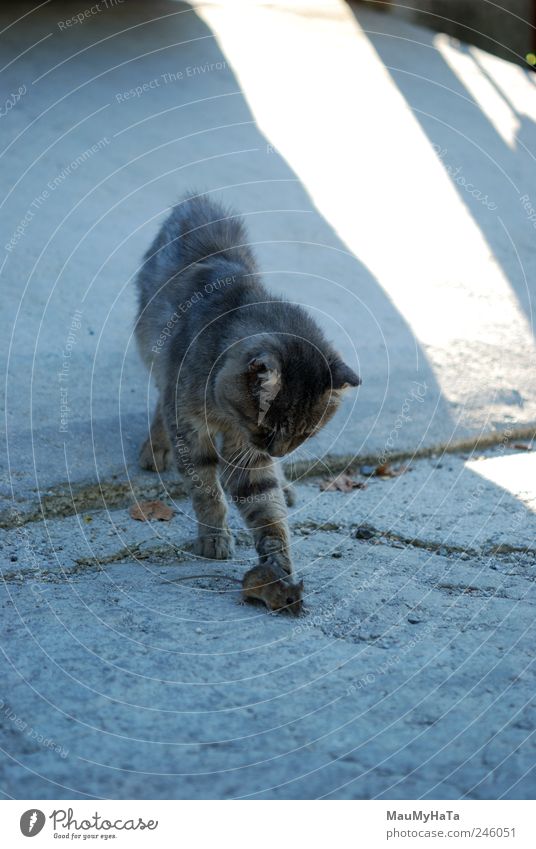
top-left (3, 800), bottom-right (535, 847)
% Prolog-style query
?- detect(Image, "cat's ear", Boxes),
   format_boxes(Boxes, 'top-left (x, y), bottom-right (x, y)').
top-left (247, 352), bottom-right (280, 386)
top-left (330, 359), bottom-right (361, 390)
top-left (248, 353), bottom-right (281, 423)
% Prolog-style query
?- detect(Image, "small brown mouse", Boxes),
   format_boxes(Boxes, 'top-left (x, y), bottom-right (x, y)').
top-left (165, 567), bottom-right (303, 615)
top-left (242, 564), bottom-right (303, 615)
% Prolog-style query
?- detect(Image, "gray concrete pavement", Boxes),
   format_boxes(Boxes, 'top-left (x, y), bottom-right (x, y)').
top-left (1, 447), bottom-right (536, 799)
top-left (1, 0), bottom-right (536, 800)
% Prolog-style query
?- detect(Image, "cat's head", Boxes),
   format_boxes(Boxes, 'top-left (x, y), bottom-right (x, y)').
top-left (215, 331), bottom-right (360, 457)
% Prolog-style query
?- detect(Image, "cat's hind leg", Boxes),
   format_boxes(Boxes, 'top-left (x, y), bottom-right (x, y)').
top-left (139, 404), bottom-right (173, 472)
top-left (283, 482), bottom-right (296, 507)
top-left (280, 469), bottom-right (297, 507)
top-left (162, 400), bottom-right (233, 559)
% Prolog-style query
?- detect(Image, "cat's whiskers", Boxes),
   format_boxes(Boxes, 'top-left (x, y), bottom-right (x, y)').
top-left (289, 454), bottom-right (296, 482)
top-left (221, 445), bottom-right (246, 487)
top-left (237, 447), bottom-right (255, 487)
top-left (226, 445), bottom-right (244, 471)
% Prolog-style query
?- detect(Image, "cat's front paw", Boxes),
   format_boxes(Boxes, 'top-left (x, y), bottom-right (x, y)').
top-left (261, 550), bottom-right (293, 577)
top-left (194, 531), bottom-right (234, 560)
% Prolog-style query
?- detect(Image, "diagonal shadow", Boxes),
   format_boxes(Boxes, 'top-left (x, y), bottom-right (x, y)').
top-left (352, 2), bottom-right (536, 330)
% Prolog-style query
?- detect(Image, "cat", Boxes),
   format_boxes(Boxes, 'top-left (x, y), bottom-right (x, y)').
top-left (134, 193), bottom-right (360, 612)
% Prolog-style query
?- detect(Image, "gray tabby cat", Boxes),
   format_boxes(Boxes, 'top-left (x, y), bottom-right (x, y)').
top-left (134, 193), bottom-right (360, 613)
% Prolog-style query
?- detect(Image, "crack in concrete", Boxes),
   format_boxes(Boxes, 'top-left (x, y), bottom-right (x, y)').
top-left (0, 542), bottom-right (190, 583)
top-left (292, 520), bottom-right (536, 560)
top-left (0, 480), bottom-right (188, 530)
top-left (1, 535), bottom-right (260, 583)
top-left (2, 524), bottom-right (533, 587)
top-left (73, 542), bottom-right (184, 568)
top-left (2, 426), bottom-right (535, 530)
top-left (375, 530), bottom-right (536, 560)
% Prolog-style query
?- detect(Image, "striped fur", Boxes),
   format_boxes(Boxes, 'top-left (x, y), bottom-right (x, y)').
top-left (134, 193), bottom-right (360, 608)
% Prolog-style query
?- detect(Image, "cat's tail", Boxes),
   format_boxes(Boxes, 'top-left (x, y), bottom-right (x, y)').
top-left (163, 191), bottom-right (257, 270)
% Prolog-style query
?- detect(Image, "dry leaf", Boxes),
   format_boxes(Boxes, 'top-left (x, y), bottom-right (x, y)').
top-left (320, 474), bottom-right (367, 492)
top-left (374, 463), bottom-right (410, 478)
top-left (513, 442), bottom-right (533, 451)
top-left (129, 500), bottom-right (174, 522)
top-left (374, 463), bottom-right (394, 477)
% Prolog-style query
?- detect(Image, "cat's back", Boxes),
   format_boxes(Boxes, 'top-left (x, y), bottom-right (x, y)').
top-left (136, 194), bottom-right (256, 308)
top-left (134, 194), bottom-right (259, 375)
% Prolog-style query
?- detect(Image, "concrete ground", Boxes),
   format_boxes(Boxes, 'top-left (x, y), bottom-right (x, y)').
top-left (1, 0), bottom-right (536, 799)
top-left (2, 447), bottom-right (536, 799)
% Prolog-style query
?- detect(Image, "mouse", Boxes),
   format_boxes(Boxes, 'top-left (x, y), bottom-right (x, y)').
top-left (242, 563), bottom-right (303, 615)
top-left (164, 567), bottom-right (304, 615)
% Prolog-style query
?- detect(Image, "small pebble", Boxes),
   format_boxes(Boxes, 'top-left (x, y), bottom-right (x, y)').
top-left (354, 526), bottom-right (376, 540)
top-left (10, 555), bottom-right (18, 562)
top-left (331, 551), bottom-right (342, 559)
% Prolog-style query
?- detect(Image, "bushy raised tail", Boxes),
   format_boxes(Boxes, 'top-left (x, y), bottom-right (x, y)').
top-left (146, 192), bottom-right (256, 274)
